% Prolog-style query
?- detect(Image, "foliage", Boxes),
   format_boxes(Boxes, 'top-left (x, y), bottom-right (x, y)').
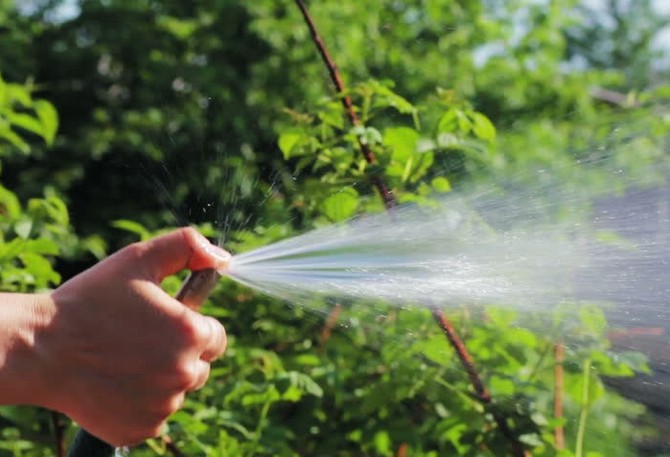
top-left (0, 73), bottom-right (71, 457)
top-left (0, 74), bottom-right (73, 293)
top-left (565, 0), bottom-right (669, 90)
top-left (0, 0), bottom-right (668, 456)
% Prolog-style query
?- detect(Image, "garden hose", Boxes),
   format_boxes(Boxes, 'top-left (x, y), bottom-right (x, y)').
top-left (67, 268), bottom-right (222, 457)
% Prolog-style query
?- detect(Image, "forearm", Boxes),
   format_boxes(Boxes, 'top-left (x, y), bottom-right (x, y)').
top-left (0, 293), bottom-right (53, 406)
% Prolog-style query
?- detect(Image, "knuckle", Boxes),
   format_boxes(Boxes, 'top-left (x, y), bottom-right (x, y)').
top-left (144, 421), bottom-right (167, 441)
top-left (174, 310), bottom-right (201, 345)
top-left (153, 395), bottom-right (183, 418)
top-left (123, 241), bottom-right (148, 261)
top-left (174, 359), bottom-right (199, 390)
top-left (194, 362), bottom-right (211, 390)
top-left (178, 226), bottom-right (201, 248)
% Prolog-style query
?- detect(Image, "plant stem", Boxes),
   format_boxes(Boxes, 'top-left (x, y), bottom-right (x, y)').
top-left (50, 411), bottom-right (66, 457)
top-left (161, 435), bottom-right (187, 457)
top-left (575, 358), bottom-right (592, 457)
top-left (293, 0), bottom-right (396, 209)
top-left (248, 399), bottom-right (272, 457)
top-left (554, 342), bottom-right (565, 450)
top-left (432, 309), bottom-right (529, 457)
top-left (319, 302), bottom-right (343, 350)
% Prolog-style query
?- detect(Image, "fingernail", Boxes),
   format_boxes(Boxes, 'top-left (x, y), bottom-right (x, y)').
top-left (191, 230), bottom-right (232, 270)
top-left (206, 243), bottom-right (232, 269)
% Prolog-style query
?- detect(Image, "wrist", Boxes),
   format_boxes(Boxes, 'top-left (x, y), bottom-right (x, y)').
top-left (0, 293), bottom-right (56, 407)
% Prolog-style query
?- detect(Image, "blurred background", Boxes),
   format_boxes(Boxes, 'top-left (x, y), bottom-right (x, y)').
top-left (0, 1), bottom-right (668, 456)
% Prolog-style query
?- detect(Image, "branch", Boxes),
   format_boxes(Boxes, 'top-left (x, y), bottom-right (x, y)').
top-left (319, 302), bottom-right (343, 350)
top-left (590, 87), bottom-right (639, 108)
top-left (432, 309), bottom-right (530, 457)
top-left (162, 435), bottom-right (187, 457)
top-left (50, 411), bottom-right (66, 457)
top-left (294, 2), bottom-right (529, 455)
top-left (554, 342), bottom-right (565, 450)
top-left (294, 0), bottom-right (396, 209)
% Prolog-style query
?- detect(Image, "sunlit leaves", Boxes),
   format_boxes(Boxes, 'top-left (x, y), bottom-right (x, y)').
top-left (0, 188), bottom-right (73, 292)
top-left (157, 16), bottom-right (199, 40)
top-left (112, 219), bottom-right (153, 241)
top-left (278, 130), bottom-right (304, 160)
top-left (431, 177), bottom-right (451, 193)
top-left (383, 126), bottom-right (433, 183)
top-left (320, 187), bottom-right (359, 222)
top-left (0, 75), bottom-right (59, 155)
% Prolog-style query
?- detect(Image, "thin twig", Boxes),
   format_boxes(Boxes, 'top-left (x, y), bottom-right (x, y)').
top-left (575, 358), bottom-right (592, 457)
top-left (294, 2), bottom-right (529, 456)
top-left (50, 411), bottom-right (66, 457)
top-left (396, 443), bottom-right (408, 457)
top-left (161, 435), bottom-right (187, 457)
top-left (319, 302), bottom-right (343, 350)
top-left (554, 341), bottom-right (565, 450)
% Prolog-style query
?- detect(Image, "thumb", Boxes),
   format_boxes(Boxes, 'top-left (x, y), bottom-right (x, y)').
top-left (133, 227), bottom-right (231, 282)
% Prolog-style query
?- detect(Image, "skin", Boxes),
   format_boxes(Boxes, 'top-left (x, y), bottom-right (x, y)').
top-left (0, 227), bottom-right (230, 446)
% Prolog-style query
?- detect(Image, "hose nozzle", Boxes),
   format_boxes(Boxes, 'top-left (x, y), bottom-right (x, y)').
top-left (176, 268), bottom-right (222, 310)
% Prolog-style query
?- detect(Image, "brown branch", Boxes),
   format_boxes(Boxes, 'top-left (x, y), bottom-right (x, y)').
top-left (432, 310), bottom-right (529, 457)
top-left (162, 435), bottom-right (187, 457)
top-left (50, 411), bottom-right (66, 457)
top-left (294, 0), bottom-right (396, 210)
top-left (554, 341), bottom-right (565, 450)
top-left (319, 302), bottom-right (343, 350)
top-left (396, 443), bottom-right (408, 457)
top-left (431, 309), bottom-right (489, 400)
top-left (294, 2), bottom-right (528, 456)
top-left (590, 87), bottom-right (639, 108)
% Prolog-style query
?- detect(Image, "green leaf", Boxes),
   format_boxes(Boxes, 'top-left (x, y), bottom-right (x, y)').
top-left (414, 335), bottom-right (450, 366)
top-left (24, 239), bottom-right (59, 255)
top-left (320, 187), bottom-right (359, 222)
top-left (470, 112), bottom-right (496, 141)
top-left (7, 112), bottom-right (44, 139)
top-left (373, 430), bottom-right (392, 456)
top-left (0, 125), bottom-right (30, 154)
top-left (0, 238), bottom-right (25, 262)
top-left (5, 82), bottom-right (32, 107)
top-left (157, 16), bottom-right (199, 39)
top-left (240, 385), bottom-right (280, 406)
top-left (34, 100), bottom-right (59, 145)
top-left (351, 125), bottom-right (383, 146)
top-left (437, 109), bottom-right (471, 135)
top-left (383, 126), bottom-right (419, 162)
top-left (14, 218), bottom-right (33, 239)
top-left (278, 131), bottom-right (304, 159)
top-left (0, 185), bottom-right (21, 218)
top-left (81, 235), bottom-right (108, 259)
top-left (18, 252), bottom-right (60, 286)
top-left (317, 101), bottom-right (345, 129)
top-left (490, 375), bottom-right (516, 396)
top-left (111, 219), bottom-right (151, 240)
top-left (431, 177), bottom-right (451, 193)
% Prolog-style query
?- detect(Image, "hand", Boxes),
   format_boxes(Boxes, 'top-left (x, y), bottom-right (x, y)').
top-left (12, 228), bottom-right (230, 446)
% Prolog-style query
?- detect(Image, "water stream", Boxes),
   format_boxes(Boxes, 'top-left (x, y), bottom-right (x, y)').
top-left (224, 176), bottom-right (669, 324)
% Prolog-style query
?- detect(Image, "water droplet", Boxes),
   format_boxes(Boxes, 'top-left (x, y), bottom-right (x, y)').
top-left (114, 447), bottom-right (130, 457)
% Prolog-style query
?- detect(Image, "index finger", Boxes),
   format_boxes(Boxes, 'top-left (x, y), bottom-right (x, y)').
top-left (139, 227), bottom-right (231, 282)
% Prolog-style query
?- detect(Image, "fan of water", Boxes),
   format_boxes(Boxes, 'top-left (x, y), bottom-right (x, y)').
top-left (223, 173), bottom-right (669, 326)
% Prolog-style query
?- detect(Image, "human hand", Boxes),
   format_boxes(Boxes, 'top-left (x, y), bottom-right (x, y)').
top-left (31, 228), bottom-right (229, 445)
